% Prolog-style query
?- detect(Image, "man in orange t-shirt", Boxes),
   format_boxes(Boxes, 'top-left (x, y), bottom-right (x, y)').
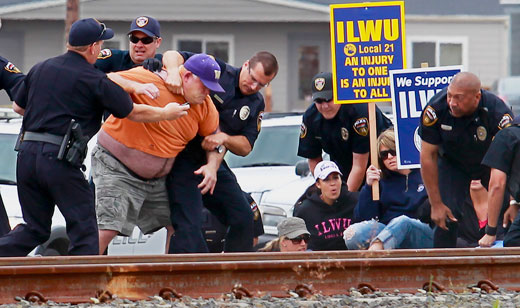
top-left (91, 53), bottom-right (223, 254)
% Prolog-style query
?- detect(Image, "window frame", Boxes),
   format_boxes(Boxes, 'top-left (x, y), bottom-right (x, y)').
top-left (102, 34), bottom-right (124, 50)
top-left (407, 36), bottom-right (468, 69)
top-left (172, 34), bottom-right (235, 65)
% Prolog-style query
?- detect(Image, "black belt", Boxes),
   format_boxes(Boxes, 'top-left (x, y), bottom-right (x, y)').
top-left (23, 131), bottom-right (64, 146)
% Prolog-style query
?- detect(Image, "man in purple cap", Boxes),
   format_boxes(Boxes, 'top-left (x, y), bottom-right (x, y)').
top-left (0, 18), bottom-right (188, 257)
top-left (93, 53), bottom-right (223, 254)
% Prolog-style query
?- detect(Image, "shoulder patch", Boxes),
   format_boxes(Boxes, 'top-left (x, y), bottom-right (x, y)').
top-left (353, 117), bottom-right (369, 136)
top-left (300, 123), bottom-right (307, 139)
top-left (498, 114), bottom-right (513, 130)
top-left (257, 111), bottom-right (264, 132)
top-left (249, 199), bottom-right (260, 220)
top-left (4, 62), bottom-right (21, 74)
top-left (422, 106), bottom-right (438, 127)
top-left (97, 49), bottom-right (112, 59)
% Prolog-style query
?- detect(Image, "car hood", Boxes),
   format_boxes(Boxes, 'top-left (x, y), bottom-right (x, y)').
top-left (232, 166), bottom-right (307, 193)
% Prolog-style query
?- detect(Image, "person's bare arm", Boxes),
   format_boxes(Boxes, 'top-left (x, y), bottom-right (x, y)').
top-left (162, 50), bottom-right (185, 94)
top-left (420, 140), bottom-right (456, 230)
top-left (107, 73), bottom-right (159, 99)
top-left (479, 168), bottom-right (507, 247)
top-left (126, 103), bottom-right (189, 123)
top-left (201, 132), bottom-right (252, 157)
top-left (12, 102), bottom-right (24, 116)
top-left (196, 147), bottom-right (227, 195)
top-left (348, 152), bottom-right (369, 191)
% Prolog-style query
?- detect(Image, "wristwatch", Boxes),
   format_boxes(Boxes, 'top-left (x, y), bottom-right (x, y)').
top-left (215, 145), bottom-right (224, 153)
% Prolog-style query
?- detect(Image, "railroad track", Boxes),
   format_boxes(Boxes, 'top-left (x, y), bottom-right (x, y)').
top-left (2, 248), bottom-right (520, 304)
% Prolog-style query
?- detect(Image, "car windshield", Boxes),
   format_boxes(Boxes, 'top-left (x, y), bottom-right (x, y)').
top-left (225, 124), bottom-right (305, 168)
top-left (0, 133), bottom-right (17, 184)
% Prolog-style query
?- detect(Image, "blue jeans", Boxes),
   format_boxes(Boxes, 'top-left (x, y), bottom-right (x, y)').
top-left (344, 215), bottom-right (434, 250)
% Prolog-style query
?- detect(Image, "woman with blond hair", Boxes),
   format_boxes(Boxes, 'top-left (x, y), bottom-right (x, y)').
top-left (258, 217), bottom-right (310, 252)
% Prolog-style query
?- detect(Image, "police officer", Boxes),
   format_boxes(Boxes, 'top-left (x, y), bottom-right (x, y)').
top-left (298, 72), bottom-right (392, 192)
top-left (95, 16), bottom-right (162, 73)
top-left (0, 18), bottom-right (188, 257)
top-left (161, 50), bottom-right (278, 253)
top-left (419, 71), bottom-right (513, 248)
top-left (479, 116), bottom-right (520, 247)
top-left (0, 56), bottom-right (24, 236)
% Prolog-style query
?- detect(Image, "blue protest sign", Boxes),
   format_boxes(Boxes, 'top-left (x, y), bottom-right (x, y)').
top-left (390, 66), bottom-right (462, 168)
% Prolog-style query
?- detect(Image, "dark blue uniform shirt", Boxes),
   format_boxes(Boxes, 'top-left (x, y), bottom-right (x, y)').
top-left (419, 88), bottom-right (513, 179)
top-left (298, 103), bottom-right (391, 177)
top-left (95, 49), bottom-right (163, 73)
top-left (0, 56), bottom-right (24, 100)
top-left (15, 51), bottom-right (133, 139)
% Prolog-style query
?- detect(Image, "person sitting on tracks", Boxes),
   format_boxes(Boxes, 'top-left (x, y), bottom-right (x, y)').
top-left (293, 160), bottom-right (358, 250)
top-left (343, 128), bottom-right (433, 250)
top-left (258, 217), bottom-right (310, 252)
top-left (92, 53), bottom-right (222, 255)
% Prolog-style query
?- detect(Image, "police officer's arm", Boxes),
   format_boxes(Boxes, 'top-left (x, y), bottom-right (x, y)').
top-left (348, 152), bottom-right (369, 191)
top-left (479, 168), bottom-right (507, 247)
top-left (12, 101), bottom-right (24, 116)
top-left (420, 140), bottom-right (457, 230)
top-left (107, 72), bottom-right (160, 100)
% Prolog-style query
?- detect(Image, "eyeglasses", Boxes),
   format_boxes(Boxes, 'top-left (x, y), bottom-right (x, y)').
top-left (248, 65), bottom-right (269, 88)
top-left (289, 234), bottom-right (310, 244)
top-left (95, 23), bottom-right (107, 42)
top-left (380, 149), bottom-right (396, 160)
top-left (129, 34), bottom-right (156, 45)
top-left (314, 98), bottom-right (332, 104)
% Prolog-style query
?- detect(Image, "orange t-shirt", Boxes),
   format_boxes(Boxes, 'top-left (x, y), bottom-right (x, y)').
top-left (102, 67), bottom-right (219, 158)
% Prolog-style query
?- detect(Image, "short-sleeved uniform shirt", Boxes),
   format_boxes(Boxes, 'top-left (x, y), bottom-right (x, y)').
top-left (419, 88), bottom-right (513, 179)
top-left (179, 51), bottom-right (265, 162)
top-left (95, 49), bottom-right (163, 73)
top-left (14, 51), bottom-right (133, 139)
top-left (0, 56), bottom-right (24, 100)
top-left (102, 67), bottom-right (219, 158)
top-left (298, 103), bottom-right (391, 177)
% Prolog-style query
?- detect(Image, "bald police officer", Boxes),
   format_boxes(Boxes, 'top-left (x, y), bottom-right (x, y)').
top-left (0, 18), bottom-right (188, 257)
top-left (419, 72), bottom-right (513, 248)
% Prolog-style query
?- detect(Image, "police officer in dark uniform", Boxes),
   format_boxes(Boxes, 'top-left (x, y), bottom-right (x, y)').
top-left (479, 116), bottom-right (520, 247)
top-left (298, 72), bottom-right (392, 192)
top-left (419, 71), bottom-right (513, 248)
top-left (0, 18), bottom-right (187, 257)
top-left (95, 16), bottom-right (162, 73)
top-left (161, 50), bottom-right (278, 253)
top-left (0, 56), bottom-right (24, 236)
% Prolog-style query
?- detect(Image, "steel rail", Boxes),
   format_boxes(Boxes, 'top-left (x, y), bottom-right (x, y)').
top-left (1, 248), bottom-right (520, 304)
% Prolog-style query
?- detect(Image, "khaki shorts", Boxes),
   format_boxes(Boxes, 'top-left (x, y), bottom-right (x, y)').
top-left (91, 144), bottom-right (170, 236)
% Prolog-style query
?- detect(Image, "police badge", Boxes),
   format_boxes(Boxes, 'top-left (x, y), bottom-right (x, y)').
top-left (476, 126), bottom-right (487, 141)
top-left (239, 106), bottom-right (250, 120)
top-left (353, 118), bottom-right (369, 136)
top-left (422, 106), bottom-right (438, 127)
top-left (341, 127), bottom-right (349, 141)
top-left (136, 16), bottom-right (149, 27)
top-left (314, 77), bottom-right (325, 91)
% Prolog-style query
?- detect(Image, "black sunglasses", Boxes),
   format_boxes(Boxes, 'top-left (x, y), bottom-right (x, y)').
top-left (380, 149), bottom-right (396, 160)
top-left (290, 234), bottom-right (310, 244)
top-left (129, 34), bottom-right (156, 45)
top-left (314, 98), bottom-right (332, 104)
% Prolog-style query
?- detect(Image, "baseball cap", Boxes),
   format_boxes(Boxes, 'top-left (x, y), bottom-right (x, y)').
top-left (184, 53), bottom-right (225, 93)
top-left (314, 160), bottom-right (343, 181)
top-left (311, 72), bottom-right (333, 102)
top-left (277, 217), bottom-right (310, 239)
top-left (68, 18), bottom-right (114, 46)
top-left (128, 16), bottom-right (160, 37)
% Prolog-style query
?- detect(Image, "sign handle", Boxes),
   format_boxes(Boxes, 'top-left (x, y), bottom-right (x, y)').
top-left (369, 102), bottom-right (380, 201)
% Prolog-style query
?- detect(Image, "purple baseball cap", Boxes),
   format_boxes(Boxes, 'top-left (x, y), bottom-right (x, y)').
top-left (184, 53), bottom-right (225, 93)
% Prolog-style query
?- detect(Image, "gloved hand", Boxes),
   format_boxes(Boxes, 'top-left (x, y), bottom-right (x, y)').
top-left (142, 58), bottom-right (163, 72)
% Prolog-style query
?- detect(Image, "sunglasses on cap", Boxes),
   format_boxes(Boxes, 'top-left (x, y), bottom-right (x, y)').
top-left (314, 98), bottom-right (332, 104)
top-left (128, 34), bottom-right (156, 45)
top-left (380, 149), bottom-right (396, 160)
top-left (289, 234), bottom-right (310, 244)
top-left (95, 23), bottom-right (107, 42)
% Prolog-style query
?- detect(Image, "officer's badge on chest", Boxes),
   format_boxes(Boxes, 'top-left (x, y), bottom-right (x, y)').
top-left (353, 118), bottom-right (369, 136)
top-left (341, 127), bottom-right (349, 140)
top-left (239, 106), bottom-right (250, 120)
top-left (476, 126), bottom-right (487, 141)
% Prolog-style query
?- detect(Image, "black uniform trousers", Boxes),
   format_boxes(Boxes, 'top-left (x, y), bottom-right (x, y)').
top-left (167, 154), bottom-right (254, 253)
top-left (0, 141), bottom-right (98, 256)
top-left (0, 197), bottom-right (10, 236)
top-left (435, 158), bottom-right (508, 247)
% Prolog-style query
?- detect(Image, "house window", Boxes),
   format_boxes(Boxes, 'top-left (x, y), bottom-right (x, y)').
top-left (103, 37), bottom-right (123, 50)
top-left (174, 35), bottom-right (234, 65)
top-left (408, 37), bottom-right (466, 68)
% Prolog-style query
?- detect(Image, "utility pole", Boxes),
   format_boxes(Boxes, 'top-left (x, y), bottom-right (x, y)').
top-left (64, 0), bottom-right (79, 47)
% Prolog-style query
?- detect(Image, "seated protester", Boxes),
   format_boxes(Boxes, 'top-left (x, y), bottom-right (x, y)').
top-left (457, 180), bottom-right (505, 247)
top-left (293, 161), bottom-right (358, 251)
top-left (344, 128), bottom-right (433, 250)
top-left (258, 217), bottom-right (310, 252)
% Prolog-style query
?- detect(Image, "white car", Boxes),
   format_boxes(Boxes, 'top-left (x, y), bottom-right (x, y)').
top-left (0, 111), bottom-right (315, 254)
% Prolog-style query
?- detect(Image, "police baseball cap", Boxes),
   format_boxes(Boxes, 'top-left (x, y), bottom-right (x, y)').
top-left (277, 217), bottom-right (310, 239)
top-left (128, 16), bottom-right (160, 37)
top-left (184, 53), bottom-right (225, 93)
top-left (314, 160), bottom-right (343, 181)
top-left (311, 72), bottom-right (333, 102)
top-left (69, 18), bottom-right (114, 46)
